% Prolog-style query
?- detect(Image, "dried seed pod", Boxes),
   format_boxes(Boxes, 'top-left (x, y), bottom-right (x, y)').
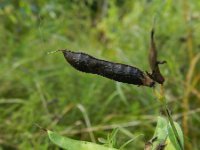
top-left (61, 50), bottom-right (155, 87)
top-left (147, 29), bottom-right (166, 84)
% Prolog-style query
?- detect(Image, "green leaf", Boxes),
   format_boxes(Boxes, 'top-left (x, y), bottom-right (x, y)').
top-left (165, 138), bottom-right (176, 150)
top-left (152, 116), bottom-right (168, 149)
top-left (48, 130), bottom-right (118, 150)
top-left (167, 122), bottom-right (184, 150)
top-left (152, 116), bottom-right (184, 150)
top-left (154, 116), bottom-right (168, 141)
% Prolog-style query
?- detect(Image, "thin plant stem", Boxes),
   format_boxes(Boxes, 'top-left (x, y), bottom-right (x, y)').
top-left (163, 105), bottom-right (183, 150)
top-left (182, 1), bottom-right (193, 148)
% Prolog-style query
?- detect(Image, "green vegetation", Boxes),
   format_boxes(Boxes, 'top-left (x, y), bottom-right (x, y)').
top-left (47, 117), bottom-right (184, 150)
top-left (0, 0), bottom-right (200, 149)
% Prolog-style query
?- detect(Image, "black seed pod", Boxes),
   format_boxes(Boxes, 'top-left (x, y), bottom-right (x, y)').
top-left (61, 50), bottom-right (155, 87)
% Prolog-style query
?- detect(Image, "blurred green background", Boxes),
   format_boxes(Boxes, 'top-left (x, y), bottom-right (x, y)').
top-left (0, 0), bottom-right (200, 149)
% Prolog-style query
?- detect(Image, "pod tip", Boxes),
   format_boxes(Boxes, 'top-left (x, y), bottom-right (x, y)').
top-left (47, 49), bottom-right (65, 55)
